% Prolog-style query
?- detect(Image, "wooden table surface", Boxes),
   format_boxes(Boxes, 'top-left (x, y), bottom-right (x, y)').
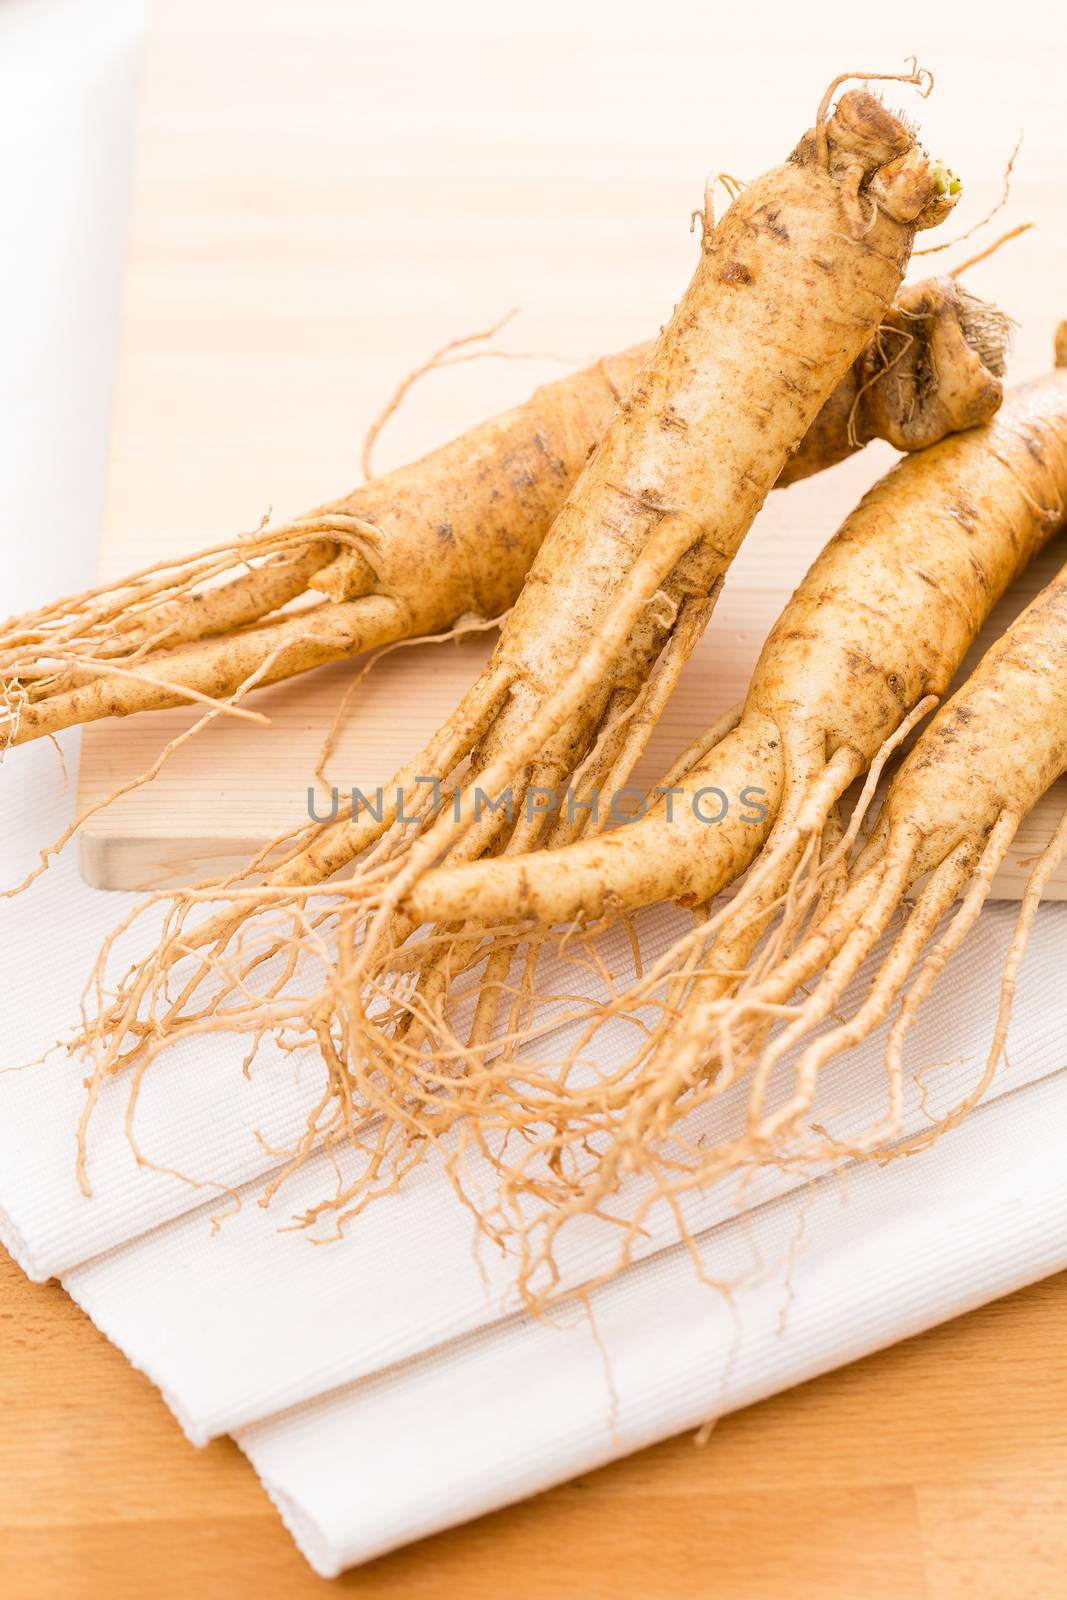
top-left (2, 1246), bottom-right (1066, 1598)
top-left (5, 1), bottom-right (1067, 1594)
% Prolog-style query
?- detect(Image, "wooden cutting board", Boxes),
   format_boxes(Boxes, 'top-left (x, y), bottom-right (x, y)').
top-left (77, 0), bottom-right (1067, 895)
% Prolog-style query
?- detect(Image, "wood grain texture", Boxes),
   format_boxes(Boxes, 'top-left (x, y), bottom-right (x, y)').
top-left (75, 0), bottom-right (1067, 892)
top-left (2, 1246), bottom-right (1067, 1598)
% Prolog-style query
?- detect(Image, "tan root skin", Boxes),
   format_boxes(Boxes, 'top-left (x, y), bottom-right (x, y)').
top-left (887, 565), bottom-right (1067, 874)
top-left (71, 80), bottom-right (965, 1212)
top-left (272, 84), bottom-right (957, 904)
top-left (7, 195), bottom-right (1000, 750)
top-left (5, 270), bottom-right (1000, 746)
top-left (717, 559), bottom-right (1067, 1160)
top-left (441, 563), bottom-right (1067, 1308)
top-left (287, 347), bottom-right (1067, 1300)
top-left (531, 497), bottom-right (1067, 1304)
top-left (551, 565), bottom-right (1067, 1303)
top-left (777, 275), bottom-right (1005, 483)
top-left (463, 90), bottom-right (948, 783)
top-left (411, 362), bottom-right (1067, 932)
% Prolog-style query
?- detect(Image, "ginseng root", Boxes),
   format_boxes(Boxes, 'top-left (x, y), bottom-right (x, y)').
top-left (385, 559), bottom-right (1067, 1304)
top-left (695, 561), bottom-right (1067, 1182)
top-left (291, 345), bottom-right (1067, 1263)
top-left (512, 563), bottom-right (1067, 1301)
top-left (516, 557), bottom-right (1067, 1304)
top-left (2, 278), bottom-right (999, 750)
top-left (74, 76), bottom-right (961, 1187)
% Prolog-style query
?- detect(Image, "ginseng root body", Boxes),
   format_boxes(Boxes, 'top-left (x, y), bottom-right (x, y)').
top-left (323, 353), bottom-right (1067, 1285)
top-left (522, 560), bottom-right (1067, 1302)
top-left (2, 276), bottom-right (999, 750)
top-left (74, 78), bottom-right (961, 1204)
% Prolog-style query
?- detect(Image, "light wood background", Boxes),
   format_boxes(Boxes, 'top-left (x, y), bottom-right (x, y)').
top-left (6, 2), bottom-right (1064, 1595)
top-left (76, 0), bottom-right (1067, 892)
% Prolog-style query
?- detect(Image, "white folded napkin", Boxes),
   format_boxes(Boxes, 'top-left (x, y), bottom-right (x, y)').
top-left (4, 743), bottom-right (1064, 1447)
top-left (54, 896), bottom-right (1067, 1444)
top-left (4, 763), bottom-right (1065, 1568)
top-left (237, 1063), bottom-right (1067, 1576)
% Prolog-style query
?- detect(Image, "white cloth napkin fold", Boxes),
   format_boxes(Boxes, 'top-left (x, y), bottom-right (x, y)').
top-left (4, 738), bottom-right (1064, 1446)
top-left (238, 1064), bottom-right (1067, 1576)
top-left (4, 779), bottom-right (1065, 1570)
top-left (55, 897), bottom-right (1067, 1444)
